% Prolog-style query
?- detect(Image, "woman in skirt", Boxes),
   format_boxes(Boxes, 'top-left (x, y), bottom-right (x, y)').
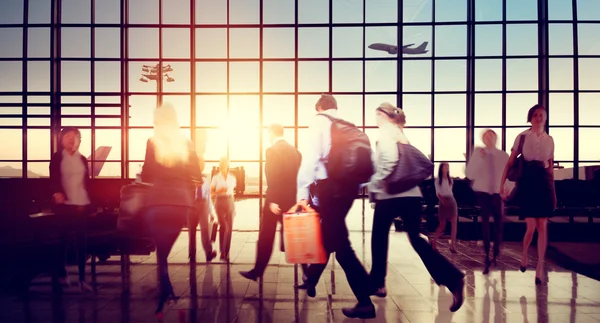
top-left (432, 162), bottom-right (458, 253)
top-left (501, 105), bottom-right (555, 285)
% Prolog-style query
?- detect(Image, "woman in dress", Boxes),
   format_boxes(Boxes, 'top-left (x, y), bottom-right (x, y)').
top-left (501, 105), bottom-right (555, 285)
top-left (210, 156), bottom-right (237, 262)
top-left (431, 162), bottom-right (458, 253)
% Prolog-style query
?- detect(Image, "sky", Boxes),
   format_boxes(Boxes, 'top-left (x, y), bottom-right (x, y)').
top-left (0, 0), bottom-right (599, 185)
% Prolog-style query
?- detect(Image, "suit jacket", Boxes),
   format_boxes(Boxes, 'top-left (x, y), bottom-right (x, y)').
top-left (49, 150), bottom-right (93, 205)
top-left (141, 138), bottom-right (202, 208)
top-left (265, 139), bottom-right (302, 212)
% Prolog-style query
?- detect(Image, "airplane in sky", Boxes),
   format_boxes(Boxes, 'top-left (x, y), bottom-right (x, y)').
top-left (368, 41), bottom-right (429, 55)
top-left (0, 146), bottom-right (113, 178)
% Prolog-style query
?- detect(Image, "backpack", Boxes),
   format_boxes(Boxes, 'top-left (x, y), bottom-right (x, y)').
top-left (384, 142), bottom-right (433, 194)
top-left (318, 113), bottom-right (374, 184)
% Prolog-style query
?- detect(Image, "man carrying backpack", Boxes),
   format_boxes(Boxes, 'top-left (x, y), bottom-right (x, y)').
top-left (296, 94), bottom-right (376, 319)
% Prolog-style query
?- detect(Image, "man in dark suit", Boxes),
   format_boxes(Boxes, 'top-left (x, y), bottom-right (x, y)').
top-left (240, 124), bottom-right (302, 281)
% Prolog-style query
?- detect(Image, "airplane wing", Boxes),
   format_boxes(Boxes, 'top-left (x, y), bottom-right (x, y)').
top-left (402, 43), bottom-right (415, 48)
top-left (88, 146), bottom-right (112, 177)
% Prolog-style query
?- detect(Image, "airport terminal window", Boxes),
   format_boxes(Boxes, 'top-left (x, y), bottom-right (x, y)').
top-left (229, 62), bottom-right (260, 93)
top-left (579, 128), bottom-right (600, 161)
top-left (0, 62), bottom-right (22, 92)
top-left (196, 62), bottom-right (227, 93)
top-left (334, 95), bottom-right (363, 127)
top-left (577, 24), bottom-right (600, 56)
top-left (366, 0), bottom-right (398, 23)
top-left (195, 0), bottom-right (227, 25)
top-left (263, 0), bottom-right (295, 24)
top-left (403, 0), bottom-right (432, 23)
top-left (333, 27), bottom-right (364, 58)
top-left (162, 0), bottom-right (189, 25)
top-left (506, 24), bottom-right (538, 56)
top-left (0, 28), bottom-right (23, 58)
top-left (97, 162), bottom-right (122, 178)
top-left (506, 59), bottom-right (538, 91)
top-left (128, 28), bottom-right (159, 59)
top-left (435, 0), bottom-right (467, 22)
top-left (95, 118), bottom-right (121, 127)
top-left (61, 28), bottom-right (92, 58)
top-left (27, 61), bottom-right (51, 92)
top-left (28, 0), bottom-right (51, 24)
top-left (332, 61), bottom-right (363, 93)
top-left (162, 95), bottom-right (191, 126)
top-left (333, 0), bottom-right (363, 23)
top-left (0, 118), bottom-right (22, 127)
top-left (403, 26), bottom-right (433, 58)
top-left (129, 95), bottom-right (158, 126)
top-left (364, 94), bottom-right (398, 126)
top-left (435, 26), bottom-right (467, 57)
top-left (61, 118), bottom-right (92, 128)
top-left (262, 95), bottom-right (295, 127)
top-left (365, 60), bottom-right (397, 93)
top-left (578, 93), bottom-right (600, 126)
top-left (577, 0), bottom-right (600, 21)
top-left (263, 28), bottom-right (295, 59)
top-left (365, 26), bottom-right (398, 59)
top-left (229, 0), bottom-right (259, 25)
top-left (263, 62), bottom-right (295, 93)
top-left (202, 129), bottom-right (227, 161)
top-left (434, 94), bottom-right (467, 127)
top-left (62, 0), bottom-right (91, 24)
top-left (474, 94), bottom-right (502, 127)
top-left (548, 93), bottom-right (575, 126)
top-left (231, 162), bottom-right (260, 195)
top-left (298, 28), bottom-right (329, 58)
top-left (28, 28), bottom-right (51, 58)
top-left (27, 162), bottom-right (50, 178)
top-left (549, 59), bottom-right (574, 91)
top-left (62, 62), bottom-right (92, 92)
top-left (434, 60), bottom-right (467, 92)
top-left (548, 0), bottom-right (573, 20)
top-left (550, 127), bottom-right (574, 162)
top-left (475, 59), bottom-right (502, 91)
top-left (95, 28), bottom-right (121, 58)
top-left (474, 0), bottom-right (502, 22)
top-left (0, 0), bottom-right (23, 24)
top-left (195, 28), bottom-right (228, 59)
top-left (578, 58), bottom-right (600, 91)
top-left (297, 0), bottom-right (328, 24)
top-left (549, 24), bottom-right (574, 56)
top-left (297, 61), bottom-right (329, 93)
top-left (26, 129), bottom-right (51, 161)
top-left (434, 128), bottom-right (467, 161)
top-left (161, 62), bottom-right (191, 93)
top-left (94, 129), bottom-right (122, 161)
top-left (475, 25), bottom-right (502, 57)
top-left (403, 128), bottom-right (432, 160)
top-left (129, 0), bottom-right (159, 24)
top-left (195, 95), bottom-right (227, 126)
top-left (402, 60), bottom-right (432, 93)
top-left (401, 94), bottom-right (431, 127)
top-left (95, 0), bottom-right (120, 24)
top-left (162, 29), bottom-right (191, 59)
top-left (506, 0), bottom-right (537, 21)
top-left (128, 128), bottom-right (153, 162)
top-left (230, 28), bottom-right (260, 59)
top-left (505, 93), bottom-right (539, 126)
top-left (230, 128), bottom-right (260, 161)
top-left (94, 62), bottom-right (121, 93)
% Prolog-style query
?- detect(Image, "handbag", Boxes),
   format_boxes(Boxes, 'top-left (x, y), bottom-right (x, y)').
top-left (385, 142), bottom-right (434, 194)
top-left (507, 134), bottom-right (526, 182)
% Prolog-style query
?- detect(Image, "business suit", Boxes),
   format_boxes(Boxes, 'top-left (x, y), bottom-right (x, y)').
top-left (251, 139), bottom-right (302, 277)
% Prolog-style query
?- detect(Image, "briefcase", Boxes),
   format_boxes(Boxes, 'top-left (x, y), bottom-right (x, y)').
top-left (283, 204), bottom-right (327, 264)
top-left (210, 221), bottom-right (218, 242)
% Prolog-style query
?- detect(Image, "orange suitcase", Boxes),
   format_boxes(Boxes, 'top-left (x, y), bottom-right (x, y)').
top-left (283, 204), bottom-right (328, 264)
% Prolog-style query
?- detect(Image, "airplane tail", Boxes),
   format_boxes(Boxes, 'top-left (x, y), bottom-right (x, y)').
top-left (416, 41), bottom-right (429, 51)
top-left (88, 146), bottom-right (112, 177)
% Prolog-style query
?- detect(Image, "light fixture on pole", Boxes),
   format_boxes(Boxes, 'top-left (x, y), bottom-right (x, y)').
top-left (139, 63), bottom-right (175, 108)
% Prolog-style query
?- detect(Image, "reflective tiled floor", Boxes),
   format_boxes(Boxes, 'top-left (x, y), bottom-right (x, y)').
top-left (2, 200), bottom-right (600, 322)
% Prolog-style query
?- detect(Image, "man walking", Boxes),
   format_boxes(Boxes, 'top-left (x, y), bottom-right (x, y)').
top-left (240, 124), bottom-right (302, 281)
top-left (296, 94), bottom-right (376, 319)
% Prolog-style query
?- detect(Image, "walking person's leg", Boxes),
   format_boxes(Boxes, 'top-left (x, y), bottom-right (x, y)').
top-left (491, 194), bottom-right (504, 262)
top-left (197, 202), bottom-right (216, 261)
top-left (369, 198), bottom-right (398, 297)
top-left (449, 197), bottom-right (458, 253)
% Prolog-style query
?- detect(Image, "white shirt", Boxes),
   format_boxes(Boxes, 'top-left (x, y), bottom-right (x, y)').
top-left (296, 109), bottom-right (336, 201)
top-left (211, 172), bottom-right (236, 196)
top-left (196, 175), bottom-right (216, 216)
top-left (434, 178), bottom-right (454, 197)
top-left (512, 129), bottom-right (554, 168)
top-left (466, 147), bottom-right (509, 194)
top-left (369, 123), bottom-right (422, 200)
top-left (60, 150), bottom-right (91, 206)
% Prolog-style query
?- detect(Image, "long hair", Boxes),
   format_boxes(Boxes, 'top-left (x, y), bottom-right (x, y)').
top-left (150, 103), bottom-right (190, 167)
top-left (438, 162), bottom-right (452, 185)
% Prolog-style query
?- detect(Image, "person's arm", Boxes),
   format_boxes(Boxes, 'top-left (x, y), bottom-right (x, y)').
top-left (297, 119), bottom-right (324, 202)
top-left (265, 148), bottom-right (281, 202)
top-left (465, 149), bottom-right (482, 180)
top-left (141, 139), bottom-right (157, 183)
top-left (49, 152), bottom-right (66, 203)
top-left (434, 179), bottom-right (441, 198)
top-left (548, 137), bottom-right (556, 208)
top-left (500, 135), bottom-right (522, 188)
top-left (210, 175), bottom-right (217, 196)
top-left (205, 182), bottom-right (217, 219)
top-left (369, 137), bottom-right (398, 191)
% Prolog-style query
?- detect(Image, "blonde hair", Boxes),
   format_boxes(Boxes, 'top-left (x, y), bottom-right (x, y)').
top-left (150, 103), bottom-right (190, 167)
top-left (377, 102), bottom-right (406, 126)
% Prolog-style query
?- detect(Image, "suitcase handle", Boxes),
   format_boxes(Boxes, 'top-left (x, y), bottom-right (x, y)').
top-left (286, 203), bottom-right (314, 214)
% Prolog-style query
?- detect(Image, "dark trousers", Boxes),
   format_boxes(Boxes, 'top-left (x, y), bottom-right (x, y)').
top-left (303, 180), bottom-right (372, 305)
top-left (252, 202), bottom-right (286, 276)
top-left (476, 192), bottom-right (503, 259)
top-left (144, 206), bottom-right (189, 294)
top-left (370, 197), bottom-right (464, 290)
top-left (215, 196), bottom-right (235, 255)
top-left (194, 200), bottom-right (214, 257)
top-left (54, 205), bottom-right (90, 282)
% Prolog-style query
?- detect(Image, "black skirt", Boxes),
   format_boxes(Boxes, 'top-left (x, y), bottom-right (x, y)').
top-left (516, 161), bottom-right (555, 219)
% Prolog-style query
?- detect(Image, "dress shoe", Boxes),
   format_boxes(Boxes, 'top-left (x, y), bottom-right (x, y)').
top-left (370, 287), bottom-right (387, 298)
top-left (449, 279), bottom-right (465, 312)
top-left (341, 303), bottom-right (376, 319)
top-left (239, 270), bottom-right (258, 282)
top-left (296, 283), bottom-right (316, 298)
top-left (206, 250), bottom-right (217, 262)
